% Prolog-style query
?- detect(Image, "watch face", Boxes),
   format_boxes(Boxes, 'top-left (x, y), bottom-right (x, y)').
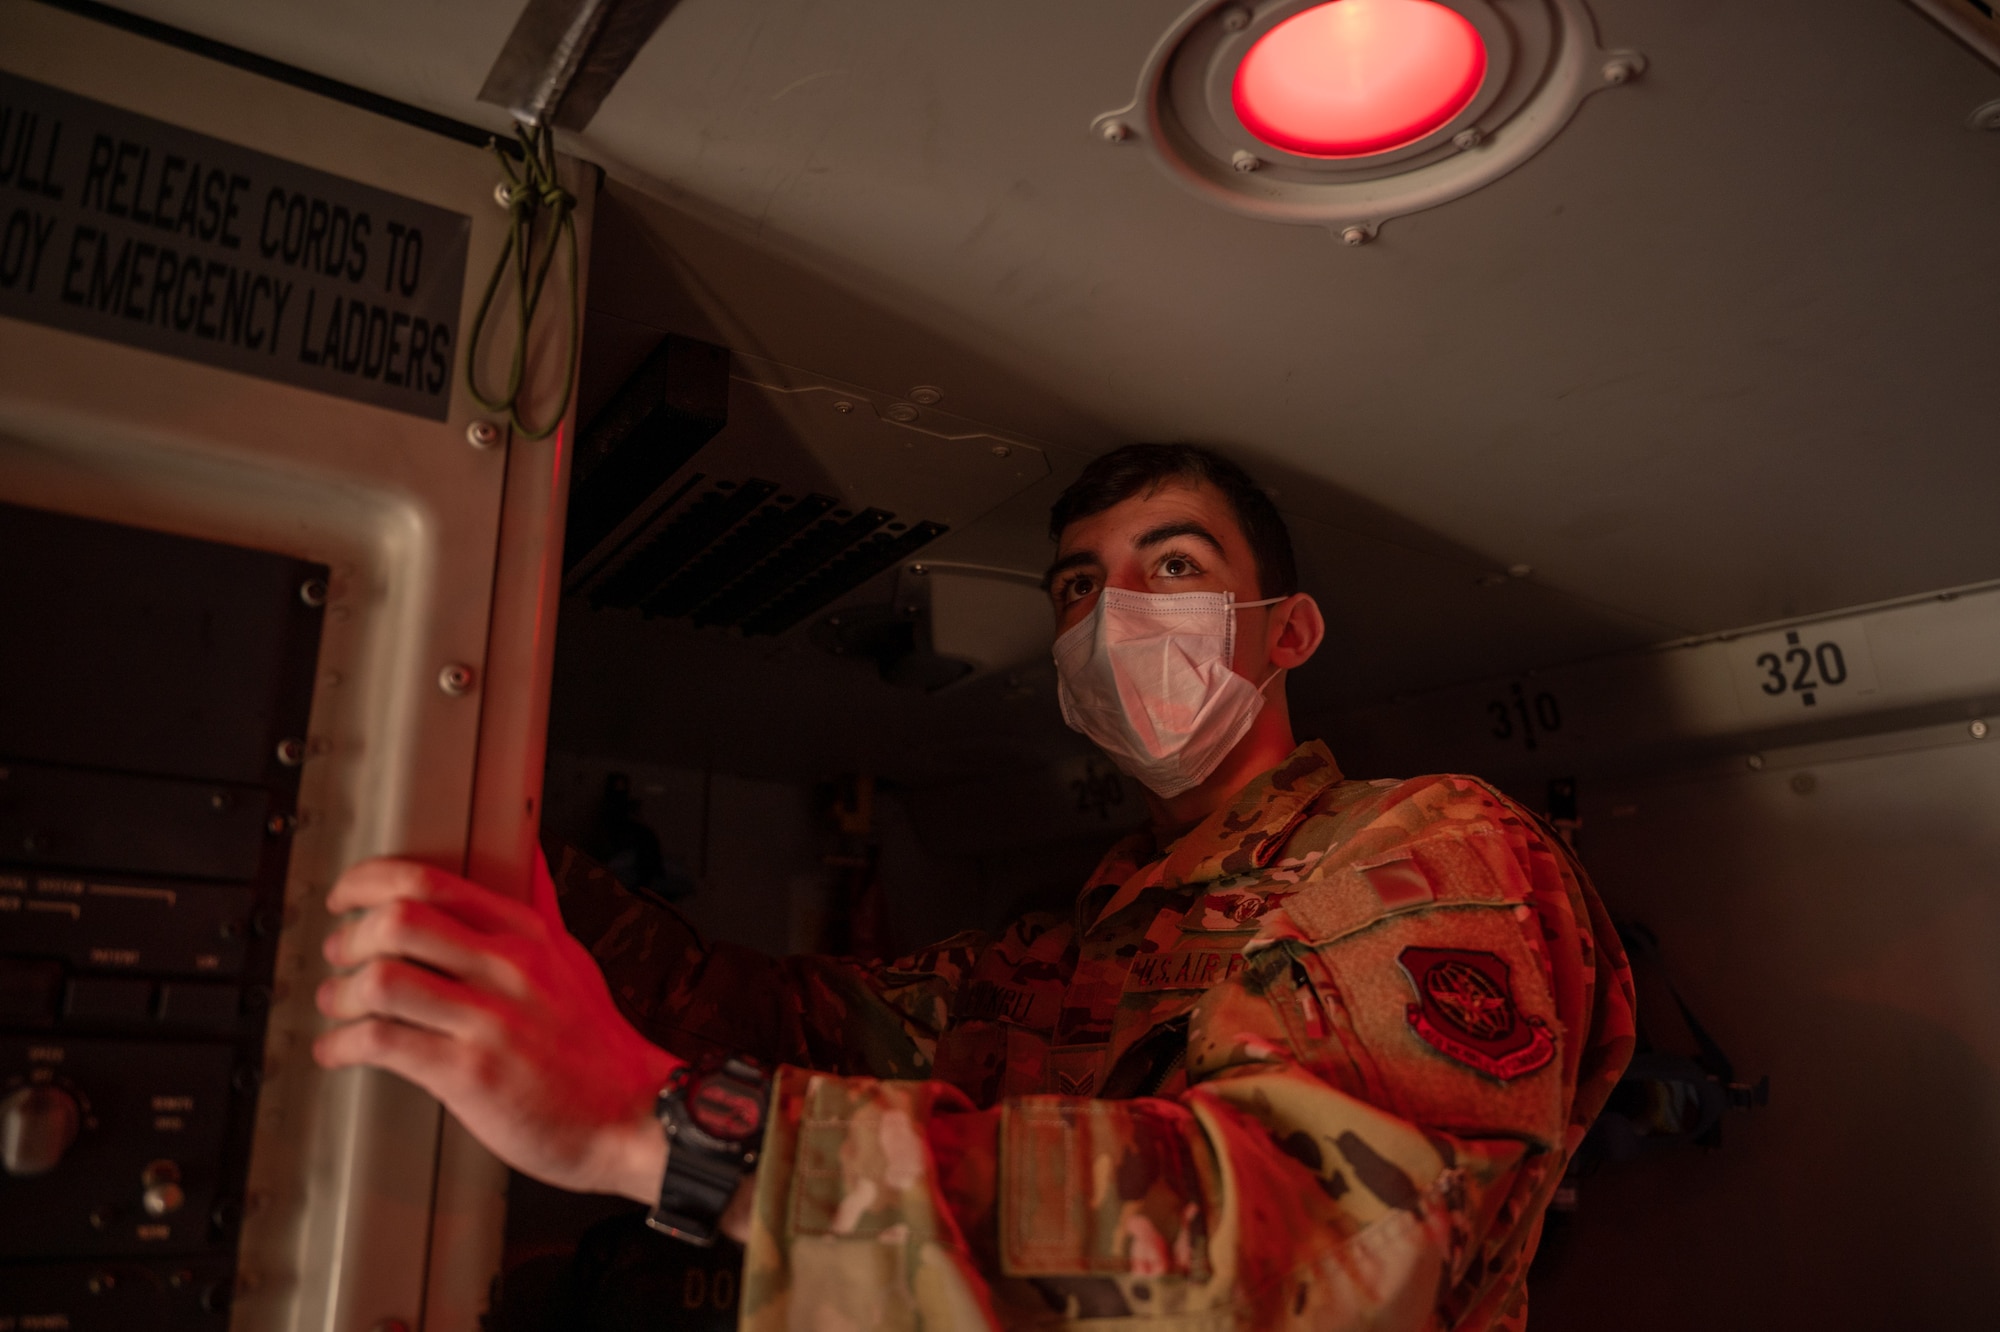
top-left (690, 1077), bottom-right (763, 1142)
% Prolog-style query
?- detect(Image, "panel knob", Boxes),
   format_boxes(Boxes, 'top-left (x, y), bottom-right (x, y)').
top-left (1, 1084), bottom-right (81, 1175)
top-left (142, 1158), bottom-right (186, 1215)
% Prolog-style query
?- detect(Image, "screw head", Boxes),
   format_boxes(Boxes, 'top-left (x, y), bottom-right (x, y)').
top-left (1453, 127), bottom-right (1485, 150)
top-left (466, 420), bottom-right (503, 449)
top-left (1746, 754), bottom-right (1766, 771)
top-left (908, 564), bottom-right (929, 576)
top-left (1507, 563), bottom-right (1533, 579)
top-left (1231, 149), bottom-right (1261, 173)
top-left (492, 181), bottom-right (514, 209)
top-left (1220, 5), bottom-right (1251, 30)
top-left (1340, 224), bottom-right (1374, 246)
top-left (1099, 119), bottom-right (1133, 143)
top-left (885, 402), bottom-right (919, 423)
top-left (1973, 719), bottom-right (1990, 739)
top-left (274, 738), bottom-right (306, 766)
top-left (908, 385), bottom-right (943, 405)
top-left (1602, 55), bottom-right (1643, 85)
top-left (298, 578), bottom-right (329, 608)
top-left (833, 400), bottom-right (855, 414)
top-left (991, 444), bottom-right (1012, 458)
top-left (1789, 771), bottom-right (1818, 796)
top-left (1972, 100), bottom-right (2000, 132)
top-left (438, 663), bottom-right (477, 696)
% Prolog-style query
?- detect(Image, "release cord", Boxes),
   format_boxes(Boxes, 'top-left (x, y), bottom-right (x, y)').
top-left (464, 121), bottom-right (580, 441)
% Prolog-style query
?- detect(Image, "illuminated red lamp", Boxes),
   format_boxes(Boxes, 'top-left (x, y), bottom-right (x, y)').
top-left (1232, 0), bottom-right (1488, 158)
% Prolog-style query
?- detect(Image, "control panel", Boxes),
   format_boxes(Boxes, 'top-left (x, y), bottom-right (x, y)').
top-left (0, 501), bottom-right (325, 1329)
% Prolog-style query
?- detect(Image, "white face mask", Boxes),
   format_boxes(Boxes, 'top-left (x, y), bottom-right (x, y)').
top-left (1053, 588), bottom-right (1286, 799)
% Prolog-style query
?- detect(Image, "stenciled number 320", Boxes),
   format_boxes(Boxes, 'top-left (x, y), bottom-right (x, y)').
top-left (1757, 641), bottom-right (1848, 695)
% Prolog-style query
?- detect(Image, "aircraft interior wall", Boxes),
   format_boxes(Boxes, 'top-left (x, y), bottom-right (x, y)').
top-left (1530, 733), bottom-right (2000, 1328)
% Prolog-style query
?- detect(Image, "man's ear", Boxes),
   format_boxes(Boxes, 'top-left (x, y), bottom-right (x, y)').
top-left (1267, 593), bottom-right (1326, 670)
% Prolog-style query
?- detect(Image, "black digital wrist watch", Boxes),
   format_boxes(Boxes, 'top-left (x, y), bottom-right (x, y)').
top-left (645, 1056), bottom-right (771, 1247)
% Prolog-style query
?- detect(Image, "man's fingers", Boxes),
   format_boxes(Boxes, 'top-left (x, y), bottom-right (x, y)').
top-left (312, 1018), bottom-right (465, 1103)
top-left (325, 857), bottom-right (445, 913)
top-left (325, 898), bottom-right (529, 996)
top-left (327, 857), bottom-right (540, 937)
top-left (317, 957), bottom-right (504, 1040)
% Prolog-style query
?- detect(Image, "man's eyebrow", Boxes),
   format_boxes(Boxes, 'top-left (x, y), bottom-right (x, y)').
top-left (1134, 520), bottom-right (1226, 555)
top-left (1042, 548), bottom-right (1100, 591)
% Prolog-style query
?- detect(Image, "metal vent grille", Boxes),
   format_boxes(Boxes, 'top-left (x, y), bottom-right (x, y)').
top-left (574, 476), bottom-right (948, 636)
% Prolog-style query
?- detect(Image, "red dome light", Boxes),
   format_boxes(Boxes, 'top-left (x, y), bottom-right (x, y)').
top-left (1232, 0), bottom-right (1488, 158)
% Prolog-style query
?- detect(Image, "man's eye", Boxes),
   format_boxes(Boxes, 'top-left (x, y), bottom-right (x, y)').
top-left (1058, 574), bottom-right (1096, 605)
top-left (1159, 555), bottom-right (1200, 578)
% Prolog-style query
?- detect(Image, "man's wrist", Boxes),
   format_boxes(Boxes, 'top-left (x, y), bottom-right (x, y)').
top-left (595, 1106), bottom-right (664, 1204)
top-left (604, 1048), bottom-right (684, 1203)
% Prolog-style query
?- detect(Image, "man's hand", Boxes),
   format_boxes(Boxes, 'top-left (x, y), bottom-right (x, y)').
top-left (313, 853), bottom-right (680, 1203)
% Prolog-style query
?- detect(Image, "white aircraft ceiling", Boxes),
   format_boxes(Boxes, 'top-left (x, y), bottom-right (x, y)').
top-left (87, 0), bottom-right (2000, 778)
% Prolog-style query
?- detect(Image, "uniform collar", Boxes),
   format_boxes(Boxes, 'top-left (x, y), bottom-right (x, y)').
top-left (1081, 741), bottom-right (1345, 931)
top-left (1158, 740), bottom-right (1344, 887)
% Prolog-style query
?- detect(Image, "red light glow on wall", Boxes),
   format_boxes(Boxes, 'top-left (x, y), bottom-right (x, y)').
top-left (1232, 0), bottom-right (1487, 158)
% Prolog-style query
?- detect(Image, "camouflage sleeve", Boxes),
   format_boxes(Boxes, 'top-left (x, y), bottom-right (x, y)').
top-left (772, 933), bottom-right (990, 1080)
top-left (734, 778), bottom-right (1635, 1331)
top-left (550, 844), bottom-right (991, 1077)
top-left (1182, 775), bottom-right (1637, 1329)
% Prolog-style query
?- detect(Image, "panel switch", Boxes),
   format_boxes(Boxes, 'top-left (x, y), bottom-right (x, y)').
top-left (142, 1159), bottom-right (186, 1216)
top-left (1, 1084), bottom-right (81, 1176)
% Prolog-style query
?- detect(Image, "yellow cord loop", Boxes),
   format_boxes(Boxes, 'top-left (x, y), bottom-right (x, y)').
top-left (464, 122), bottom-right (580, 441)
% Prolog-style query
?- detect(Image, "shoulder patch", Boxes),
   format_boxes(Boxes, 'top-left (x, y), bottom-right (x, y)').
top-left (1397, 946), bottom-right (1554, 1082)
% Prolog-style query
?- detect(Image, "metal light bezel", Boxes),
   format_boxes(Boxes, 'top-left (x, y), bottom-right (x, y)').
top-left (1094, 0), bottom-right (1644, 239)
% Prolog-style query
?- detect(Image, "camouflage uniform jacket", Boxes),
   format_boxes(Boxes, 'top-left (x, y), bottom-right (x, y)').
top-left (554, 742), bottom-right (1636, 1331)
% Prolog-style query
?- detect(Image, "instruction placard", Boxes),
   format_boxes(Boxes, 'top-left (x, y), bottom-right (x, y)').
top-left (0, 71), bottom-right (469, 420)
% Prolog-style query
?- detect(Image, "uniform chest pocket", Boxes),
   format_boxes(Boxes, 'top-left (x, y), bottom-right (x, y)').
top-left (1104, 934), bottom-right (1258, 1099)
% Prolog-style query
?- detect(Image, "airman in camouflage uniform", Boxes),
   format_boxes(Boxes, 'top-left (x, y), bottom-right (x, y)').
top-left (556, 739), bottom-right (1635, 1331)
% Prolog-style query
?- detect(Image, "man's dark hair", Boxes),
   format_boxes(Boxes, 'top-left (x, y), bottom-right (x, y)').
top-left (1048, 444), bottom-right (1298, 597)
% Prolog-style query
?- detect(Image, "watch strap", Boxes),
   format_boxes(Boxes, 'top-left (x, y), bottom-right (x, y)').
top-left (646, 1057), bottom-right (769, 1246)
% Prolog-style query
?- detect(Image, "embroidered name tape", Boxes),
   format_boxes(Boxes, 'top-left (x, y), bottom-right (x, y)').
top-left (953, 979), bottom-right (1060, 1031)
top-left (1126, 946), bottom-right (1249, 992)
